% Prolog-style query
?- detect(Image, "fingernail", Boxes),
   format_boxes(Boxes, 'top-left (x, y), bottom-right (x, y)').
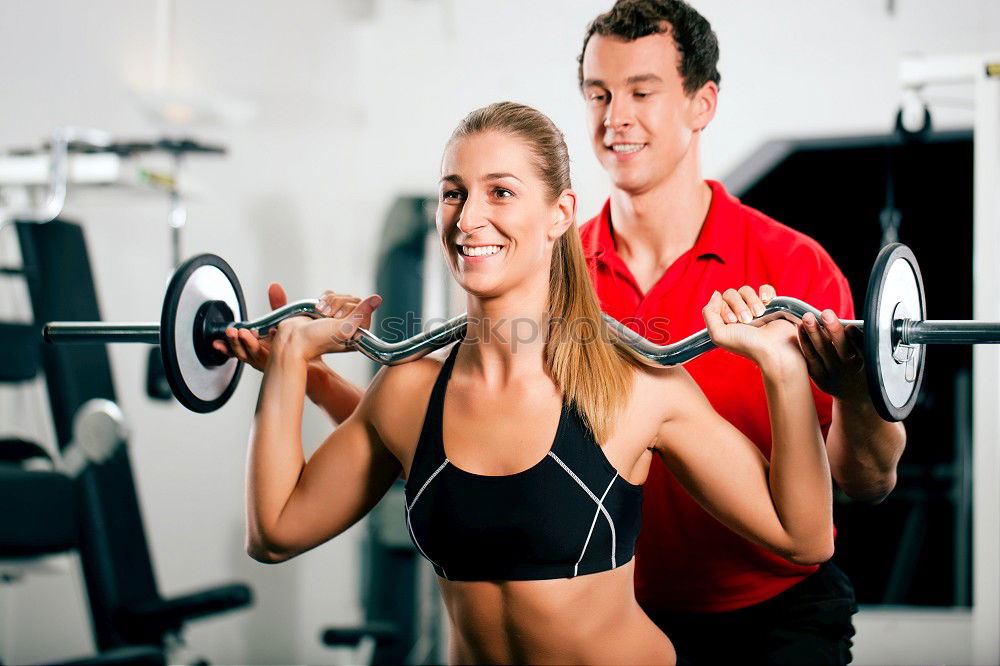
top-left (822, 311), bottom-right (835, 324)
top-left (740, 310), bottom-right (752, 323)
top-left (726, 312), bottom-right (738, 323)
top-left (754, 304), bottom-right (765, 317)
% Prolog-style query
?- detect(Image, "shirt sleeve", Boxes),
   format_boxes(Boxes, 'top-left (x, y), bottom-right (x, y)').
top-left (776, 240), bottom-right (856, 437)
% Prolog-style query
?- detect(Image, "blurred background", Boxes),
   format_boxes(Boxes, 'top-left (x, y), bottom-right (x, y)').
top-left (1, 1), bottom-right (998, 664)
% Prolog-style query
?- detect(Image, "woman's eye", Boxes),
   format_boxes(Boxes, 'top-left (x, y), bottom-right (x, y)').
top-left (493, 187), bottom-right (514, 199)
top-left (441, 190), bottom-right (463, 201)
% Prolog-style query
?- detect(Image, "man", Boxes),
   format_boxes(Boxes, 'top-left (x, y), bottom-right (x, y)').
top-left (574, 1), bottom-right (905, 663)
top-left (220, 2), bottom-right (906, 662)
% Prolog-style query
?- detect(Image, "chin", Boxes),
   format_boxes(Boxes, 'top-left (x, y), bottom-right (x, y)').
top-left (609, 172), bottom-right (653, 195)
top-left (456, 276), bottom-right (502, 300)
top-left (601, 162), bottom-right (641, 190)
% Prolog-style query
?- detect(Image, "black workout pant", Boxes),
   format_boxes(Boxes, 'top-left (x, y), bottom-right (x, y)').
top-left (650, 561), bottom-right (858, 666)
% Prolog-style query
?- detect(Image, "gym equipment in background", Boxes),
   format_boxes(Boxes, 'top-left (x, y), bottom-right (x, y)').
top-left (720, 55), bottom-right (998, 611)
top-left (0, 128), bottom-right (226, 404)
top-left (4, 218), bottom-right (252, 657)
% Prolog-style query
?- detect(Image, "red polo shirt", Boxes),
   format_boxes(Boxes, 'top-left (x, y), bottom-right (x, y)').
top-left (581, 180), bottom-right (854, 613)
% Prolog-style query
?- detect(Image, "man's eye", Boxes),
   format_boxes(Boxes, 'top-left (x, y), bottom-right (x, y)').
top-left (589, 93), bottom-right (607, 102)
top-left (634, 91), bottom-right (649, 98)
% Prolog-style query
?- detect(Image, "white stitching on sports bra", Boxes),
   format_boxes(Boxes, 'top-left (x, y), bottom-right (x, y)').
top-left (408, 459), bottom-right (449, 511)
top-left (548, 451), bottom-right (618, 569)
top-left (574, 474), bottom-right (617, 576)
top-left (406, 459), bottom-right (451, 578)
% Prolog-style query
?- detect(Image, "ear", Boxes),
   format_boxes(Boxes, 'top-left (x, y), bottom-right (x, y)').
top-left (689, 80), bottom-right (718, 132)
top-left (547, 189), bottom-right (577, 240)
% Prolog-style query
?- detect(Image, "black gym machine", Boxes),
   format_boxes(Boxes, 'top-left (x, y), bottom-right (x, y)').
top-left (727, 118), bottom-right (977, 606)
top-left (1, 219), bottom-right (252, 664)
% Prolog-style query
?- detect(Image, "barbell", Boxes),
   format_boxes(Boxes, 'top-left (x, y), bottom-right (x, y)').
top-left (42, 243), bottom-right (1000, 421)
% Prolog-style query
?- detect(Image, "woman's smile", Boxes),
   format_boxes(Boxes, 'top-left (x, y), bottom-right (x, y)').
top-left (458, 243), bottom-right (508, 265)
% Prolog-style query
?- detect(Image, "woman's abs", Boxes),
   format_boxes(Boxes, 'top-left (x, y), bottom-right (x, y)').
top-left (439, 561), bottom-right (676, 665)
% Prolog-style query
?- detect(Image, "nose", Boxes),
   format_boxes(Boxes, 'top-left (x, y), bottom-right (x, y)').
top-left (604, 95), bottom-right (633, 132)
top-left (456, 196), bottom-right (488, 235)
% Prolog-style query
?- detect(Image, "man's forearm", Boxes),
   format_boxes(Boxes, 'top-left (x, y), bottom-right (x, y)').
top-left (826, 395), bottom-right (907, 502)
top-left (305, 362), bottom-right (364, 425)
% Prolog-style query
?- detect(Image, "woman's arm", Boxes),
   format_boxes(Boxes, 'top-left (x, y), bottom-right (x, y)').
top-left (654, 288), bottom-right (833, 565)
top-left (245, 296), bottom-right (400, 563)
top-left (303, 362), bottom-right (365, 425)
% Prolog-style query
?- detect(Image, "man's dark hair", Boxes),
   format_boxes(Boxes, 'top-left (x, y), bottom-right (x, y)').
top-left (578, 0), bottom-right (721, 95)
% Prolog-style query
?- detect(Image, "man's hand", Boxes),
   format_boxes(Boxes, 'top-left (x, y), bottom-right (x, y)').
top-left (212, 282), bottom-right (289, 371)
top-left (797, 310), bottom-right (869, 404)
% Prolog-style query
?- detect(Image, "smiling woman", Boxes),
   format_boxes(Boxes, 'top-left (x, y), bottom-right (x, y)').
top-left (438, 102), bottom-right (640, 443)
top-left (242, 101), bottom-right (833, 665)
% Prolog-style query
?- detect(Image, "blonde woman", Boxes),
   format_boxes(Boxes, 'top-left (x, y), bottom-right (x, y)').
top-left (240, 102), bottom-right (832, 665)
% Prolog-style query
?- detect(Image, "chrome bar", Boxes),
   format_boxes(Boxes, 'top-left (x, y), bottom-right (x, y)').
top-left (344, 296), bottom-right (861, 367)
top-left (228, 300), bottom-right (468, 365)
top-left (231, 299), bottom-right (325, 336)
top-left (350, 314), bottom-right (468, 365)
top-left (603, 296), bottom-right (863, 368)
top-left (42, 322), bottom-right (160, 344)
top-left (43, 296), bottom-right (867, 367)
top-left (902, 320), bottom-right (1000, 345)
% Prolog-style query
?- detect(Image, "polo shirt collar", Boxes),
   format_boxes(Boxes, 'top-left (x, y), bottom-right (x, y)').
top-left (582, 179), bottom-right (741, 266)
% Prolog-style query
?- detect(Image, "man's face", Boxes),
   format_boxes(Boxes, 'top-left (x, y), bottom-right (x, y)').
top-left (581, 31), bottom-right (707, 195)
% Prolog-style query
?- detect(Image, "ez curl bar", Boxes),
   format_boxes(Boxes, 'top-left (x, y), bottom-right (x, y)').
top-left (42, 244), bottom-right (1000, 421)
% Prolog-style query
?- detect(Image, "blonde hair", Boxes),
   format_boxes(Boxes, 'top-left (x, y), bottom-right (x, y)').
top-left (450, 102), bottom-right (641, 442)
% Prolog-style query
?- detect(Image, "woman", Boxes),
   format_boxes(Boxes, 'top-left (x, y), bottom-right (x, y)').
top-left (240, 102), bottom-right (832, 664)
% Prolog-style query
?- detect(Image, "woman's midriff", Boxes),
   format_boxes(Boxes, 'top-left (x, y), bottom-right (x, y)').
top-left (438, 560), bottom-right (675, 665)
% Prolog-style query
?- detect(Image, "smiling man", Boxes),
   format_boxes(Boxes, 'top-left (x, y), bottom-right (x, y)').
top-left (575, 1), bottom-right (907, 664)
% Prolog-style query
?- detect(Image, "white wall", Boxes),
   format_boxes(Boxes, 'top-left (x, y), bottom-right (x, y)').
top-left (1, 1), bottom-right (998, 664)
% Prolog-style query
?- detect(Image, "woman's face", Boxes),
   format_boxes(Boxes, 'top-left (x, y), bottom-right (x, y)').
top-left (436, 131), bottom-right (574, 301)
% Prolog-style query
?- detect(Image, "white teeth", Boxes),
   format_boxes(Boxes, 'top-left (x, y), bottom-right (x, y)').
top-left (611, 143), bottom-right (644, 153)
top-left (461, 245), bottom-right (503, 257)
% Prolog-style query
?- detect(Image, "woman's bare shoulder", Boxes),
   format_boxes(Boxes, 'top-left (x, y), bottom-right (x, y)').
top-left (363, 344), bottom-right (454, 428)
top-left (628, 362), bottom-right (706, 418)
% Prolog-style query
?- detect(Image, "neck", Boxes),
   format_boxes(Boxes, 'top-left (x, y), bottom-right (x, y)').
top-left (608, 143), bottom-right (712, 263)
top-left (461, 276), bottom-right (551, 386)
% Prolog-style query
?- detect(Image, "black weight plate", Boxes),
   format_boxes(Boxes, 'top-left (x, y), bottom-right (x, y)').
top-left (160, 254), bottom-right (246, 413)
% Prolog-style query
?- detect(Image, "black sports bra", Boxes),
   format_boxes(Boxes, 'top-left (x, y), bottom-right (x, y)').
top-left (403, 342), bottom-right (643, 581)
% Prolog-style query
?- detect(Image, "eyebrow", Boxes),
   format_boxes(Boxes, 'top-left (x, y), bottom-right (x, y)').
top-left (583, 73), bottom-right (664, 87)
top-left (439, 172), bottom-right (524, 185)
top-left (486, 172), bottom-right (523, 183)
